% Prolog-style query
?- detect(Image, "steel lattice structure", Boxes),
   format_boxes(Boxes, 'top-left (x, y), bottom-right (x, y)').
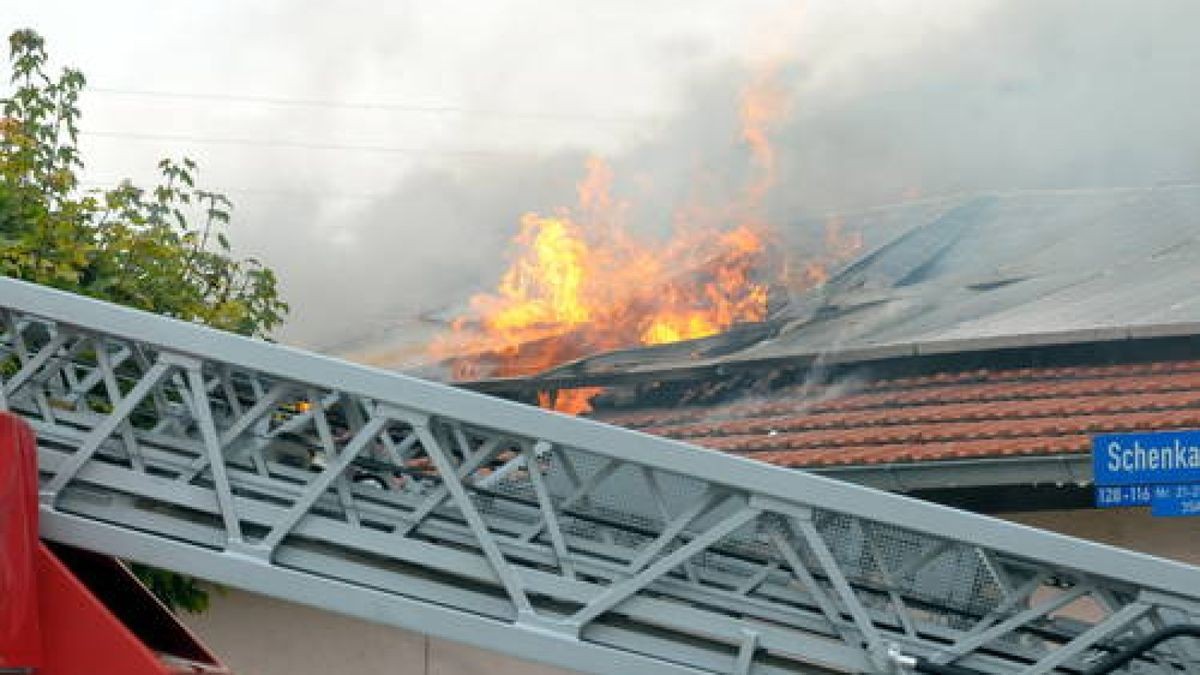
top-left (2, 277), bottom-right (1199, 675)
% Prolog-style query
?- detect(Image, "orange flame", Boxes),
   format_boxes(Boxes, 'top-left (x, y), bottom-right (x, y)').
top-left (824, 215), bottom-right (864, 261)
top-left (537, 387), bottom-right (606, 416)
top-left (739, 64), bottom-right (790, 203)
top-left (430, 67), bottom-right (861, 415)
top-left (429, 158), bottom-right (774, 404)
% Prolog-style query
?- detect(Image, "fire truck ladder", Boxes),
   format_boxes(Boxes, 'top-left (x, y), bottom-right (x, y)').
top-left (2, 276), bottom-right (1199, 675)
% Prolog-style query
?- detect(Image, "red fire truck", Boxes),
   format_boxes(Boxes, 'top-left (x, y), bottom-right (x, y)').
top-left (0, 413), bottom-right (230, 675)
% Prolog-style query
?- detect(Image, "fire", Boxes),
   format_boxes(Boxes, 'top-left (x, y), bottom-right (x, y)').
top-left (739, 64), bottom-right (790, 203)
top-left (484, 215), bottom-right (592, 338)
top-left (537, 388), bottom-right (605, 416)
top-left (430, 160), bottom-right (774, 396)
top-left (824, 216), bottom-right (864, 260)
top-left (430, 66), bottom-right (861, 415)
top-left (786, 217), bottom-right (864, 290)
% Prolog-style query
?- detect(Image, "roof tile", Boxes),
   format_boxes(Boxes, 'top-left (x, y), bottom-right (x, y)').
top-left (594, 359), bottom-right (1200, 469)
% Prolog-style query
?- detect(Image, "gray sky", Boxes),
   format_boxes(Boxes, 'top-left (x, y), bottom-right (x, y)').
top-left (4, 1), bottom-right (1198, 351)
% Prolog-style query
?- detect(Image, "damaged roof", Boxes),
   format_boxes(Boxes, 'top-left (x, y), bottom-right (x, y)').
top-left (480, 184), bottom-right (1200, 388)
top-left (464, 185), bottom-right (1200, 500)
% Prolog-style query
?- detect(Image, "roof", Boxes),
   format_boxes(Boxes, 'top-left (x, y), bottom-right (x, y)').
top-left (478, 185), bottom-right (1200, 388)
top-left (593, 358), bottom-right (1200, 469)
top-left (463, 186), bottom-right (1200, 498)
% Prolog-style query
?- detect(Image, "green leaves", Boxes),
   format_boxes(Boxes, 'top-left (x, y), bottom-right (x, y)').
top-left (1, 28), bottom-right (287, 340)
top-left (2, 28), bottom-right (292, 611)
top-left (79, 157), bottom-right (289, 337)
top-left (130, 564), bottom-right (215, 614)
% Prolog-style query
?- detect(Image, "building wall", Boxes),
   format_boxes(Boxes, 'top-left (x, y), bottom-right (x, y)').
top-left (183, 507), bottom-right (1195, 675)
top-left (1000, 507), bottom-right (1200, 566)
top-left (183, 590), bottom-right (579, 675)
top-left (998, 507), bottom-right (1199, 623)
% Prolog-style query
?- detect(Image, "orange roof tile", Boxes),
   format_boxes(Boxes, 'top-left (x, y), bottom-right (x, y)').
top-left (592, 359), bottom-right (1200, 469)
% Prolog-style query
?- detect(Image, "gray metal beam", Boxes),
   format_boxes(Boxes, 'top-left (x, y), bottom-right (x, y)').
top-left (3, 277), bottom-right (1195, 595)
top-left (41, 511), bottom-right (710, 675)
top-left (2, 276), bottom-right (1199, 675)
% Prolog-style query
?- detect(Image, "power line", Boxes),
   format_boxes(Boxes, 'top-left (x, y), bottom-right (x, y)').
top-left (80, 129), bottom-right (533, 158)
top-left (89, 86), bottom-right (655, 124)
top-left (79, 179), bottom-right (388, 201)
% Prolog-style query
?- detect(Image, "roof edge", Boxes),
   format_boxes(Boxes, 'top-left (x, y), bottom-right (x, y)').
top-left (811, 453), bottom-right (1093, 492)
top-left (461, 320), bottom-right (1200, 393)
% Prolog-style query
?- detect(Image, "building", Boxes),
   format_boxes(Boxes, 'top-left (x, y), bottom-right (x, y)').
top-left (187, 186), bottom-right (1200, 674)
top-left (472, 185), bottom-right (1200, 560)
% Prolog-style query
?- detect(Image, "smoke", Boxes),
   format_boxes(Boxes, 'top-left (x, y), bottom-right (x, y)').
top-left (768, 0), bottom-right (1200, 212)
top-left (23, 1), bottom-right (1197, 351)
top-left (336, 1), bottom-right (1199, 356)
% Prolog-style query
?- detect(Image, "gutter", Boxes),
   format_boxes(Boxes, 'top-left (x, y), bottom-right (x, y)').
top-left (808, 453), bottom-right (1093, 492)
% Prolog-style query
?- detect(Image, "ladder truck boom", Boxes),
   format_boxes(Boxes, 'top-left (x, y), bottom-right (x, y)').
top-left (2, 276), bottom-right (1199, 675)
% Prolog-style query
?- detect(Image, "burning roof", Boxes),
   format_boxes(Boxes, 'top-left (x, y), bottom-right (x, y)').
top-left (426, 66), bottom-right (865, 412)
top-left (471, 185), bottom-right (1200, 393)
top-left (427, 157), bottom-right (778, 383)
top-left (435, 184), bottom-right (1200, 504)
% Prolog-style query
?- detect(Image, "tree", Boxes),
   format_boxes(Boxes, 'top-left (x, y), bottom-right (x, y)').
top-left (1, 29), bottom-right (290, 611)
top-left (1, 29), bottom-right (287, 336)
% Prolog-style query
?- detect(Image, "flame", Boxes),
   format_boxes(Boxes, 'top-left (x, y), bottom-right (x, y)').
top-left (537, 387), bottom-right (605, 416)
top-left (430, 66), bottom-right (861, 415)
top-left (429, 157), bottom-right (774, 409)
top-left (824, 216), bottom-right (863, 261)
top-left (739, 64), bottom-right (790, 203)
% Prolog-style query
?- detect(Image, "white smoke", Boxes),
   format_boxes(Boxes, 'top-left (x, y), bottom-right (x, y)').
top-left (8, 1), bottom-right (1198, 351)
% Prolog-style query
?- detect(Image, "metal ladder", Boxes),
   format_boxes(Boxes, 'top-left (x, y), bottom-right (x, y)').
top-left (2, 276), bottom-right (1198, 675)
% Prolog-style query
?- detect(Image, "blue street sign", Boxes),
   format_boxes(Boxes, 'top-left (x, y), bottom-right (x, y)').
top-left (1092, 430), bottom-right (1200, 486)
top-left (1150, 483), bottom-right (1200, 517)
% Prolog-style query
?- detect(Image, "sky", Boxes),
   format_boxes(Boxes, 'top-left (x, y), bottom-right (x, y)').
top-left (3, 1), bottom-right (1199, 352)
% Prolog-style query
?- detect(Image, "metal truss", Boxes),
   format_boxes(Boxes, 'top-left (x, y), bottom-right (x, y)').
top-left (3, 276), bottom-right (1200, 675)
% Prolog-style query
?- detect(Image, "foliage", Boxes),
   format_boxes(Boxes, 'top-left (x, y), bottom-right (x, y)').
top-left (129, 563), bottom-right (215, 614)
top-left (1, 29), bottom-right (288, 337)
top-left (1, 29), bottom-right (290, 611)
